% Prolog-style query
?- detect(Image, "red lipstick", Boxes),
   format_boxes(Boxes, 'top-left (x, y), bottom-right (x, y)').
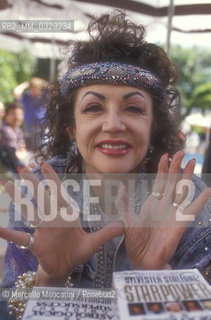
top-left (97, 140), bottom-right (131, 156)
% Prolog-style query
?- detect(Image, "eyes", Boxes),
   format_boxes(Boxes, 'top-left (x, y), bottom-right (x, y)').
top-left (82, 103), bottom-right (145, 114)
top-left (83, 104), bottom-right (102, 113)
top-left (126, 106), bottom-right (145, 114)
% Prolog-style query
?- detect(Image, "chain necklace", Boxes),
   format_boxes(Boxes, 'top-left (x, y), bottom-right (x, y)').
top-left (87, 181), bottom-right (146, 289)
top-left (91, 202), bottom-right (105, 288)
top-left (65, 160), bottom-right (147, 288)
top-left (64, 162), bottom-right (105, 288)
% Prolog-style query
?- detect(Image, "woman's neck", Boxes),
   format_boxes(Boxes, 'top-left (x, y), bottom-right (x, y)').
top-left (87, 173), bottom-right (136, 218)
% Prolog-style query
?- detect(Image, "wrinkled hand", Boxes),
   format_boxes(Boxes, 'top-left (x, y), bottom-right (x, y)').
top-left (116, 151), bottom-right (211, 270)
top-left (0, 163), bottom-right (124, 286)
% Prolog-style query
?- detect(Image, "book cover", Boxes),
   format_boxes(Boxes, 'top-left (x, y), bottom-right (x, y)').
top-left (113, 269), bottom-right (211, 320)
top-left (22, 287), bottom-right (118, 320)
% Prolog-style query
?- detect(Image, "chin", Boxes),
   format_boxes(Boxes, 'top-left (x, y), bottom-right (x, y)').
top-left (98, 165), bottom-right (134, 174)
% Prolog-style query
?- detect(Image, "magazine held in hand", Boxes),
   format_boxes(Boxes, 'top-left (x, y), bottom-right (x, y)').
top-left (22, 269), bottom-right (210, 320)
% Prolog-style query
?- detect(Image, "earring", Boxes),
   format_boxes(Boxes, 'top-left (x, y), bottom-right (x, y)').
top-left (71, 140), bottom-right (78, 156)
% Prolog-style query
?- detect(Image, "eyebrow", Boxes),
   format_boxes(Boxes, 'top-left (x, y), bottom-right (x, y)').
top-left (123, 91), bottom-right (146, 99)
top-left (80, 90), bottom-right (146, 103)
top-left (80, 91), bottom-right (105, 103)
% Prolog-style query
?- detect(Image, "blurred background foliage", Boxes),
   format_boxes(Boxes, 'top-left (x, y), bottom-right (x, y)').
top-left (188, 82), bottom-right (211, 114)
top-left (0, 45), bottom-right (211, 116)
top-left (0, 49), bottom-right (36, 102)
top-left (170, 45), bottom-right (211, 116)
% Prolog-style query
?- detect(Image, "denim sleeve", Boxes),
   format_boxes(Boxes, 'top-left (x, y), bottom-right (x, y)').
top-left (0, 155), bottom-right (73, 319)
top-left (1, 203), bottom-right (38, 288)
top-left (170, 175), bottom-right (211, 283)
top-left (0, 200), bottom-right (38, 320)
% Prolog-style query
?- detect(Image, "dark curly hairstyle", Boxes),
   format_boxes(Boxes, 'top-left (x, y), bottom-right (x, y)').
top-left (38, 10), bottom-right (184, 173)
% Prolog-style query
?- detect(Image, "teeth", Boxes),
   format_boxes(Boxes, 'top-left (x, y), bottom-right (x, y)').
top-left (100, 144), bottom-right (128, 149)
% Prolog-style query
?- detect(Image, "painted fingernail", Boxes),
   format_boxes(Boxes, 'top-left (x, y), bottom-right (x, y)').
top-left (16, 166), bottom-right (24, 173)
top-left (190, 158), bottom-right (196, 165)
top-left (1, 180), bottom-right (8, 186)
top-left (40, 162), bottom-right (50, 173)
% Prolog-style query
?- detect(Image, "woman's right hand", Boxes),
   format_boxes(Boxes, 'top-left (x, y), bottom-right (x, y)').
top-left (0, 163), bottom-right (124, 286)
top-left (115, 151), bottom-right (211, 270)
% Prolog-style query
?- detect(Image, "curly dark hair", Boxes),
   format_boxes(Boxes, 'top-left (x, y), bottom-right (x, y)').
top-left (38, 10), bottom-right (184, 173)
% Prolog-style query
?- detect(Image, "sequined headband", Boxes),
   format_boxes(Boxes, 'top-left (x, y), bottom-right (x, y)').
top-left (60, 62), bottom-right (166, 97)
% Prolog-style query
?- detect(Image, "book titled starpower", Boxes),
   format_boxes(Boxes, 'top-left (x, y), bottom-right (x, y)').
top-left (113, 269), bottom-right (211, 320)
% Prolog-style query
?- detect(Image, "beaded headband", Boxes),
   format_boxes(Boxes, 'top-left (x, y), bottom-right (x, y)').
top-left (60, 62), bottom-right (166, 97)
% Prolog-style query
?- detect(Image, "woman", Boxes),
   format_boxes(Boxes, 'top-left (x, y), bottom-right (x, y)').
top-left (0, 102), bottom-right (26, 173)
top-left (0, 12), bottom-right (210, 319)
top-left (0, 102), bottom-right (25, 152)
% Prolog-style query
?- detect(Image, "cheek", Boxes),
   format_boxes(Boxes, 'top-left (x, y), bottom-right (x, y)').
top-left (73, 122), bottom-right (91, 147)
top-left (135, 121), bottom-right (152, 151)
top-left (136, 119), bottom-right (152, 136)
top-left (75, 117), bottom-right (98, 137)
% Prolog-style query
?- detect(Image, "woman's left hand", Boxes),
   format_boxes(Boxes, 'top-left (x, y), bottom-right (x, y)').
top-left (116, 150), bottom-right (211, 270)
top-left (0, 163), bottom-right (124, 286)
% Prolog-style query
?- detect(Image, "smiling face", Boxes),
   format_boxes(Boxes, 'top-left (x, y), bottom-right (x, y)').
top-left (66, 84), bottom-right (153, 174)
top-left (5, 107), bottom-right (24, 128)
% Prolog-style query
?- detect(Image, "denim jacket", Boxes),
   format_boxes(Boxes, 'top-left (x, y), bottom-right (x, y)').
top-left (0, 154), bottom-right (210, 319)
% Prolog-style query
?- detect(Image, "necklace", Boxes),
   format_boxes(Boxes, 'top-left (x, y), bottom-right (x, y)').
top-left (65, 162), bottom-right (105, 288)
top-left (89, 177), bottom-right (146, 289)
top-left (65, 160), bottom-right (146, 288)
top-left (92, 202), bottom-right (105, 288)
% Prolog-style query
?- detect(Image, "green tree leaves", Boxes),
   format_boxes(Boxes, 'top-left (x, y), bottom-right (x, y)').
top-left (0, 49), bottom-right (36, 103)
top-left (189, 82), bottom-right (211, 113)
top-left (171, 45), bottom-right (211, 116)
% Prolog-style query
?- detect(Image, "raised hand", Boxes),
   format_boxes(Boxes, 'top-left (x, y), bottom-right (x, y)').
top-left (116, 151), bottom-right (211, 270)
top-left (0, 163), bottom-right (124, 286)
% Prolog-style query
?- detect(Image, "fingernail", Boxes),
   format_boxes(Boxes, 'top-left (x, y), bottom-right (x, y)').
top-left (164, 153), bottom-right (169, 159)
top-left (40, 162), bottom-right (50, 173)
top-left (16, 166), bottom-right (24, 173)
top-left (1, 180), bottom-right (8, 186)
top-left (190, 158), bottom-right (196, 165)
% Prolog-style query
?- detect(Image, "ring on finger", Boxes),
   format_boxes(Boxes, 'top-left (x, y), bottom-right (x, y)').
top-left (173, 200), bottom-right (191, 210)
top-left (172, 202), bottom-right (180, 208)
top-left (29, 220), bottom-right (42, 229)
top-left (57, 202), bottom-right (69, 210)
top-left (152, 191), bottom-right (164, 200)
top-left (16, 233), bottom-right (34, 250)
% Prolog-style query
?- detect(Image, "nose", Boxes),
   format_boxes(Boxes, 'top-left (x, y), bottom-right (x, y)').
top-left (102, 112), bottom-right (126, 132)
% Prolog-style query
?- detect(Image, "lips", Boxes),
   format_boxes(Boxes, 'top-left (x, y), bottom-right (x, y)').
top-left (96, 140), bottom-right (131, 155)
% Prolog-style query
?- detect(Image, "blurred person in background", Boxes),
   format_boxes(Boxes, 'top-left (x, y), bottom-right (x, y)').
top-left (0, 102), bottom-right (26, 173)
top-left (13, 77), bottom-right (48, 150)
